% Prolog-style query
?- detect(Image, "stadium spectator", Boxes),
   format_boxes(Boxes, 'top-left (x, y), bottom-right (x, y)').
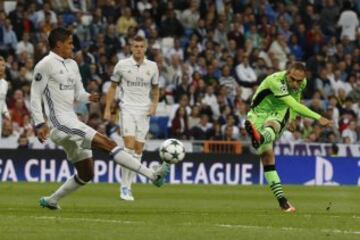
top-left (10, 96), bottom-right (29, 128)
top-left (221, 114), bottom-right (240, 140)
top-left (235, 55), bottom-right (257, 101)
top-left (180, 1), bottom-right (200, 30)
top-left (171, 106), bottom-right (190, 140)
top-left (17, 132), bottom-right (29, 148)
top-left (160, 8), bottom-right (183, 38)
top-left (0, 0), bottom-right (357, 147)
top-left (2, 18), bottom-right (18, 51)
top-left (116, 7), bottom-right (137, 36)
top-left (33, 3), bottom-right (57, 29)
top-left (202, 85), bottom-right (219, 119)
top-left (341, 121), bottom-right (358, 143)
top-left (315, 68), bottom-right (333, 100)
top-left (16, 32), bottom-right (34, 57)
top-left (190, 114), bottom-right (214, 140)
top-left (337, 1), bottom-right (359, 41)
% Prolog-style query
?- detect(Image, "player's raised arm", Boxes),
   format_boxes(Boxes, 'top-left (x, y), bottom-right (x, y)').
top-left (278, 95), bottom-right (321, 120)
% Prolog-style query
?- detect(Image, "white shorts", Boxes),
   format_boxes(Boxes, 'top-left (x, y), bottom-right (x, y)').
top-left (49, 118), bottom-right (97, 163)
top-left (120, 108), bottom-right (150, 142)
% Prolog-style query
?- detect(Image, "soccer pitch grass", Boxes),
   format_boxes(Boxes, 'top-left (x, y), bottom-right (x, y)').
top-left (0, 183), bottom-right (359, 240)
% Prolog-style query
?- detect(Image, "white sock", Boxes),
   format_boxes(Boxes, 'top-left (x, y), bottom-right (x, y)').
top-left (126, 153), bottom-right (142, 189)
top-left (111, 146), bottom-right (155, 180)
top-left (121, 148), bottom-right (134, 189)
top-left (48, 175), bottom-right (86, 203)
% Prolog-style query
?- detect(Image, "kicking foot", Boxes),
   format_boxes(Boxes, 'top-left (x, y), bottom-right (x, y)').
top-left (245, 120), bottom-right (263, 149)
top-left (152, 162), bottom-right (170, 187)
top-left (280, 200), bottom-right (296, 213)
top-left (120, 187), bottom-right (134, 201)
top-left (39, 197), bottom-right (61, 210)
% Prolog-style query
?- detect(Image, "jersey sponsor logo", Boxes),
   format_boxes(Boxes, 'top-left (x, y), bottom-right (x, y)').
top-left (35, 73), bottom-right (42, 81)
top-left (59, 84), bottom-right (75, 90)
top-left (125, 80), bottom-right (150, 87)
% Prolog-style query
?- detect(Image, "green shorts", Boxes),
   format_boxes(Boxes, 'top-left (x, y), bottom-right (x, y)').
top-left (247, 109), bottom-right (285, 154)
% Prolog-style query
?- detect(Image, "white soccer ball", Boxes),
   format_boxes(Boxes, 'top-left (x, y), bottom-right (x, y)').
top-left (159, 138), bottom-right (186, 164)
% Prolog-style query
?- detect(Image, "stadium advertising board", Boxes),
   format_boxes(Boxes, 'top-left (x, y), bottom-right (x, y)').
top-left (275, 143), bottom-right (360, 157)
top-left (0, 150), bottom-right (359, 185)
top-left (274, 156), bottom-right (360, 185)
top-left (0, 150), bottom-right (261, 185)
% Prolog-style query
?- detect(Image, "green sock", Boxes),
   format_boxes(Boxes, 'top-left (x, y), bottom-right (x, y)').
top-left (264, 165), bottom-right (285, 200)
top-left (260, 127), bottom-right (276, 144)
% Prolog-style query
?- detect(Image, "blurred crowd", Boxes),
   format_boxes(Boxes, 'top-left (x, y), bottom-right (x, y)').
top-left (0, 0), bottom-right (359, 148)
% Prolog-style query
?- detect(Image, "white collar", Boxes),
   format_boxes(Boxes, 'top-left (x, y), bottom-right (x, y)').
top-left (130, 56), bottom-right (147, 66)
top-left (49, 51), bottom-right (65, 62)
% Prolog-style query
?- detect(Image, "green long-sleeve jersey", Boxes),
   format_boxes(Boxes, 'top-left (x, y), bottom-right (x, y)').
top-left (250, 71), bottom-right (321, 122)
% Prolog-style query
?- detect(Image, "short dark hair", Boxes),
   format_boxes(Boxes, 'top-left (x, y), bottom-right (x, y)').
top-left (48, 27), bottom-right (72, 49)
top-left (288, 62), bottom-right (306, 72)
top-left (132, 35), bottom-right (145, 42)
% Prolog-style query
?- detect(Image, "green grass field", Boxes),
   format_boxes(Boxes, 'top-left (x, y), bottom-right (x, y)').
top-left (0, 183), bottom-right (359, 240)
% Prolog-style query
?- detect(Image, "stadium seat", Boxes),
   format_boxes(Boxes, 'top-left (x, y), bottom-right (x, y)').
top-left (149, 116), bottom-right (169, 139)
top-left (203, 141), bottom-right (243, 154)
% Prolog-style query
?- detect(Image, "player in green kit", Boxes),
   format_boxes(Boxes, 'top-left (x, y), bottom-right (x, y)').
top-left (245, 62), bottom-right (332, 212)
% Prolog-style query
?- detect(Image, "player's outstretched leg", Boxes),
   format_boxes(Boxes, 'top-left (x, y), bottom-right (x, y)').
top-left (110, 146), bottom-right (170, 187)
top-left (92, 133), bottom-right (170, 186)
top-left (39, 160), bottom-right (93, 210)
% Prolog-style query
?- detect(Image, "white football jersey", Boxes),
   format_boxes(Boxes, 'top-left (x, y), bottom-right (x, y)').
top-left (111, 56), bottom-right (159, 112)
top-left (0, 78), bottom-right (9, 116)
top-left (30, 51), bottom-right (90, 127)
top-left (0, 78), bottom-right (9, 137)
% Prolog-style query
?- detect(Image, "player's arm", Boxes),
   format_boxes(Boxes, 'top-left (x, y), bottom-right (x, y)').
top-left (278, 95), bottom-right (332, 126)
top-left (30, 65), bottom-right (49, 142)
top-left (2, 81), bottom-right (10, 120)
top-left (279, 95), bottom-right (320, 120)
top-left (148, 64), bottom-right (160, 116)
top-left (287, 83), bottom-right (303, 131)
top-left (104, 81), bottom-right (118, 121)
top-left (104, 64), bottom-right (121, 121)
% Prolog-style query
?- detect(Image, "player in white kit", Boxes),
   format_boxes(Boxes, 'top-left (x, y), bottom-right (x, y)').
top-left (31, 28), bottom-right (169, 210)
top-left (104, 35), bottom-right (159, 201)
top-left (0, 56), bottom-right (10, 138)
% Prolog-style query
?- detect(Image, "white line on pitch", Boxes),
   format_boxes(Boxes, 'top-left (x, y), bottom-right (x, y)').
top-left (3, 215), bottom-right (143, 225)
top-left (3, 215), bottom-right (360, 235)
top-left (214, 224), bottom-right (360, 235)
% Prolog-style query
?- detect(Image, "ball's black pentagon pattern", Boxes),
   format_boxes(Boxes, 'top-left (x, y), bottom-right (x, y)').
top-left (159, 139), bottom-right (186, 164)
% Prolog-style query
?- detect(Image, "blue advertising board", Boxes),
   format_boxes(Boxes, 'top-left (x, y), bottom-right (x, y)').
top-left (274, 156), bottom-right (360, 185)
top-left (0, 150), bottom-right (261, 185)
top-left (0, 150), bottom-right (359, 185)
